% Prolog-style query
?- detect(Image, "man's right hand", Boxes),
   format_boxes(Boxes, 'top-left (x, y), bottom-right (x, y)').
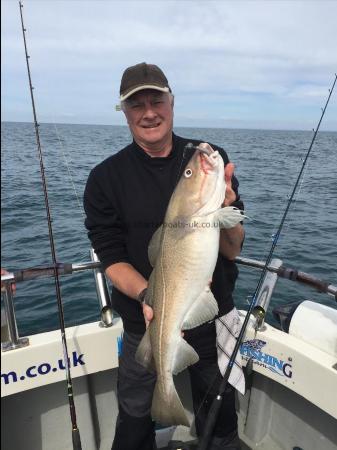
top-left (104, 262), bottom-right (154, 327)
top-left (143, 304), bottom-right (154, 328)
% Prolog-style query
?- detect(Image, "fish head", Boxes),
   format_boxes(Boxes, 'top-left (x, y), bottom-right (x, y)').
top-left (169, 143), bottom-right (226, 218)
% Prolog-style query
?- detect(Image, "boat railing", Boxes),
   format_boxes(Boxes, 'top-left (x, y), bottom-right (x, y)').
top-left (1, 255), bottom-right (336, 352)
top-left (1, 250), bottom-right (113, 352)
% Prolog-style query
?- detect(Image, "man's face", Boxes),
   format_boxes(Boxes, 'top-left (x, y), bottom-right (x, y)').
top-left (122, 90), bottom-right (174, 151)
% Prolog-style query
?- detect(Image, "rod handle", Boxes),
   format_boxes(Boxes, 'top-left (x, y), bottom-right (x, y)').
top-left (72, 428), bottom-right (82, 450)
top-left (197, 395), bottom-right (223, 450)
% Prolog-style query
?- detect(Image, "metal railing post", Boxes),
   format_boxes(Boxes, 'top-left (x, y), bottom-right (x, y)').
top-left (1, 279), bottom-right (29, 351)
top-left (252, 258), bottom-right (283, 330)
top-left (89, 249), bottom-right (114, 327)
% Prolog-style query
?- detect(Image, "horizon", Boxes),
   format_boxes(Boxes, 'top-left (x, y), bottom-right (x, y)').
top-left (2, 119), bottom-right (337, 134)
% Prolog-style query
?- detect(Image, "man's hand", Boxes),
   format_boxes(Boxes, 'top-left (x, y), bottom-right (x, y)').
top-left (223, 162), bottom-right (236, 207)
top-left (142, 304), bottom-right (154, 328)
top-left (143, 303), bottom-right (184, 336)
top-left (219, 162), bottom-right (245, 260)
top-left (137, 288), bottom-right (153, 328)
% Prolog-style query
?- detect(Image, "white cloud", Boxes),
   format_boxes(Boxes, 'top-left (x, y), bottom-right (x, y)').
top-left (2, 0), bottom-right (337, 129)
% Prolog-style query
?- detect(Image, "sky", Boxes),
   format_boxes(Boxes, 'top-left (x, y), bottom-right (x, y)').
top-left (1, 0), bottom-right (337, 131)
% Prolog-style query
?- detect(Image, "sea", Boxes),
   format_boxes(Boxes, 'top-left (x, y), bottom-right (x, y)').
top-left (1, 122), bottom-right (337, 337)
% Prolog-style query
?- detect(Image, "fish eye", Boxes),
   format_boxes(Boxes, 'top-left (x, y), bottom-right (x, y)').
top-left (184, 168), bottom-right (193, 178)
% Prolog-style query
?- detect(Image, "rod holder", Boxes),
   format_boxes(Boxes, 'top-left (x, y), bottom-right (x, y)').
top-left (252, 258), bottom-right (283, 330)
top-left (1, 280), bottom-right (29, 352)
top-left (89, 249), bottom-right (114, 327)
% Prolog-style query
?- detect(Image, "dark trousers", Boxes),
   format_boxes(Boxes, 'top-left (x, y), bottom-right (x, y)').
top-left (112, 322), bottom-right (240, 450)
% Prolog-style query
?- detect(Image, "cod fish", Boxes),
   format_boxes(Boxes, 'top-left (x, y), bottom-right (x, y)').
top-left (136, 142), bottom-right (245, 426)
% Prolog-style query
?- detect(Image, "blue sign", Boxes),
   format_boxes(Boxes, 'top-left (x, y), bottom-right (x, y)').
top-left (240, 339), bottom-right (292, 378)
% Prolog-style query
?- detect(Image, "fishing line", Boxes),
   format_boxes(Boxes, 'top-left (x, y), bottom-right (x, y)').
top-left (257, 154), bottom-right (309, 267)
top-left (278, 142), bottom-right (314, 246)
top-left (53, 127), bottom-right (89, 263)
top-left (197, 73), bottom-right (337, 450)
top-left (52, 121), bottom-right (86, 221)
top-left (18, 2), bottom-right (82, 449)
top-left (261, 140), bottom-right (313, 249)
top-left (50, 120), bottom-right (90, 261)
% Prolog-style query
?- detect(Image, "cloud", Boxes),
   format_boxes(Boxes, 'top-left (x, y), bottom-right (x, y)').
top-left (2, 0), bottom-right (337, 129)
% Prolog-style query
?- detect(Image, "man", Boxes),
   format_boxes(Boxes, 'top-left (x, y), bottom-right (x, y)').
top-left (84, 62), bottom-right (244, 450)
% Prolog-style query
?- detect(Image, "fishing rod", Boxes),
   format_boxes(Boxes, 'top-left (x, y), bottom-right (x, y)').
top-left (197, 73), bottom-right (337, 450)
top-left (18, 2), bottom-right (82, 449)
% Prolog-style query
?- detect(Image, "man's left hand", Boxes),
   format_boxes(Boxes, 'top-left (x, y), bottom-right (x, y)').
top-left (223, 162), bottom-right (236, 207)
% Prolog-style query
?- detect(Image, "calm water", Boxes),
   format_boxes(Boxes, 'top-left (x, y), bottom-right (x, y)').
top-left (1, 122), bottom-right (337, 336)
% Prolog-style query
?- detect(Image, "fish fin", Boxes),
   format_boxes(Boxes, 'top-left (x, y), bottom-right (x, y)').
top-left (215, 206), bottom-right (247, 229)
top-left (182, 289), bottom-right (219, 330)
top-left (172, 337), bottom-right (199, 375)
top-left (135, 328), bottom-right (156, 372)
top-left (148, 226), bottom-right (163, 267)
top-left (151, 381), bottom-right (191, 427)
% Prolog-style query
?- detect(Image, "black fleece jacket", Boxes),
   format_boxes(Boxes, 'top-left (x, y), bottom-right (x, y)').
top-left (84, 133), bottom-right (244, 333)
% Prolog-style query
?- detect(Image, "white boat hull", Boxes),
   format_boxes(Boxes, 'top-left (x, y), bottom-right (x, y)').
top-left (1, 307), bottom-right (337, 449)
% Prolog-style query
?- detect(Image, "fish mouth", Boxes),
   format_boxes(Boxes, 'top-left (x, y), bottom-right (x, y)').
top-left (198, 146), bottom-right (213, 156)
top-left (195, 143), bottom-right (219, 170)
top-left (199, 149), bottom-right (219, 173)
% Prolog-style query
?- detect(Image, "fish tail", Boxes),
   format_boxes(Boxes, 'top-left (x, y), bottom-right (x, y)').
top-left (151, 379), bottom-right (190, 427)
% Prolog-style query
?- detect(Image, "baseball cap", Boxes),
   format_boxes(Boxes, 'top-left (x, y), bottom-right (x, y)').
top-left (119, 62), bottom-right (171, 102)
